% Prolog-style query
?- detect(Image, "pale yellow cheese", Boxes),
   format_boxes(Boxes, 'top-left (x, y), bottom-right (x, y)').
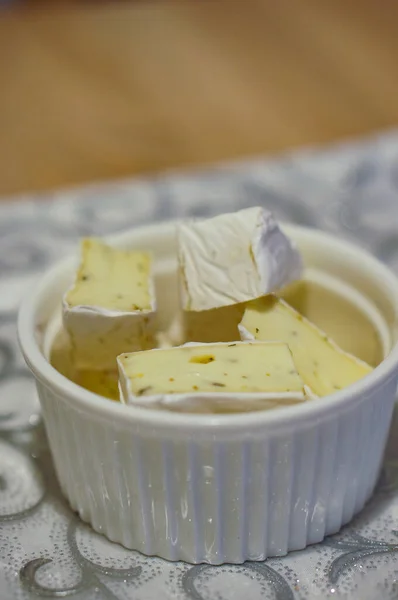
top-left (75, 369), bottom-right (120, 401)
top-left (63, 238), bottom-right (155, 370)
top-left (239, 296), bottom-right (373, 396)
top-left (157, 303), bottom-right (246, 348)
top-left (183, 303), bottom-right (246, 343)
top-left (118, 341), bottom-right (305, 397)
top-left (65, 238), bottom-right (152, 311)
top-left (49, 323), bottom-right (121, 401)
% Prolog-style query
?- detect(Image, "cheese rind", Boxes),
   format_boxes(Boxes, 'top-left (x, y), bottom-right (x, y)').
top-left (49, 312), bottom-right (120, 400)
top-left (239, 296), bottom-right (373, 397)
top-left (177, 207), bottom-right (302, 311)
top-left (63, 238), bottom-right (156, 370)
top-left (117, 341), bottom-right (308, 412)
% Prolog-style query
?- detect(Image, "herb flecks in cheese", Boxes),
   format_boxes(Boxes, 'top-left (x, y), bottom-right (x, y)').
top-left (62, 237), bottom-right (156, 370)
top-left (189, 354), bottom-right (215, 364)
top-left (66, 238), bottom-right (152, 312)
top-left (177, 206), bottom-right (302, 311)
top-left (118, 342), bottom-right (305, 396)
top-left (239, 296), bottom-right (373, 396)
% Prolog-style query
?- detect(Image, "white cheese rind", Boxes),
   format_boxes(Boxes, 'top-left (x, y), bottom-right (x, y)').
top-left (177, 207), bottom-right (302, 311)
top-left (63, 304), bottom-right (156, 370)
top-left (117, 341), bottom-right (308, 412)
top-left (62, 240), bottom-right (157, 370)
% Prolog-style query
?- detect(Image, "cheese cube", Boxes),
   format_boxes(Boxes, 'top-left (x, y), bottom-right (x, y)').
top-left (177, 207), bottom-right (302, 311)
top-left (63, 238), bottom-right (156, 370)
top-left (156, 303), bottom-right (246, 348)
top-left (239, 296), bottom-right (373, 396)
top-left (117, 341), bottom-right (308, 412)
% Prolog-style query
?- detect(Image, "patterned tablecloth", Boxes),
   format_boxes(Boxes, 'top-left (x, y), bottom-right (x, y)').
top-left (1, 131), bottom-right (398, 600)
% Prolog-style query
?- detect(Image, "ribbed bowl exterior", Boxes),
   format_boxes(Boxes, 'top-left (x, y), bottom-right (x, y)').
top-left (37, 375), bottom-right (397, 564)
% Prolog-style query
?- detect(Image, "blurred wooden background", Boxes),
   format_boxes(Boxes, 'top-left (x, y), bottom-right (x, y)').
top-left (1, 0), bottom-right (398, 198)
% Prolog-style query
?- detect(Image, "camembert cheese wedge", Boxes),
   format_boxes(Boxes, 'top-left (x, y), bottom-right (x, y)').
top-left (177, 206), bottom-right (302, 311)
top-left (239, 296), bottom-right (373, 396)
top-left (63, 238), bottom-right (156, 370)
top-left (117, 341), bottom-right (308, 412)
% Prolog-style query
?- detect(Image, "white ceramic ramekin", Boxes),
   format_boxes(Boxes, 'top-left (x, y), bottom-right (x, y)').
top-left (18, 222), bottom-right (398, 565)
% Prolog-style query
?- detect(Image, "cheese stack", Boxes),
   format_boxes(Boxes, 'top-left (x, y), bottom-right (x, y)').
top-left (62, 207), bottom-right (373, 412)
top-left (63, 238), bottom-right (156, 370)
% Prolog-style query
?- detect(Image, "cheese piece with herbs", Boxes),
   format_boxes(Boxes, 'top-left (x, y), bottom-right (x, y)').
top-left (177, 206), bottom-right (302, 311)
top-left (63, 238), bottom-right (156, 370)
top-left (239, 296), bottom-right (373, 396)
top-left (117, 341), bottom-right (308, 412)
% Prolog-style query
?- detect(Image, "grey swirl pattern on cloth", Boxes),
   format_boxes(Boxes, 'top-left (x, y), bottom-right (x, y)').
top-left (1, 131), bottom-right (398, 599)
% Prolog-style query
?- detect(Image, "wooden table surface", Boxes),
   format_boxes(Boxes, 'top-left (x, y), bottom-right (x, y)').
top-left (1, 0), bottom-right (398, 198)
